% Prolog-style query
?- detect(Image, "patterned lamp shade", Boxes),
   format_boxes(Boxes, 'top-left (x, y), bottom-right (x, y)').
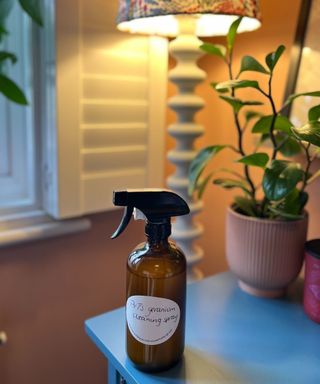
top-left (117, 0), bottom-right (261, 36)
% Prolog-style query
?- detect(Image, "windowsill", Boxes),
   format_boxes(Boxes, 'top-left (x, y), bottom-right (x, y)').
top-left (0, 211), bottom-right (91, 248)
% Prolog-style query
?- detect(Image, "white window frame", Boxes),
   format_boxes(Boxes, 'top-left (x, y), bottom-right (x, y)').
top-left (0, 0), bottom-right (168, 247)
top-left (0, 1), bottom-right (90, 247)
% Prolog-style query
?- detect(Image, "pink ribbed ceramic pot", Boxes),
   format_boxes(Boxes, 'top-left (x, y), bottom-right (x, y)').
top-left (226, 206), bottom-right (308, 298)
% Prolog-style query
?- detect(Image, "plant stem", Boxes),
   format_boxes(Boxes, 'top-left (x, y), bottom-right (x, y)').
top-left (267, 74), bottom-right (278, 160)
top-left (228, 61), bottom-right (256, 200)
top-left (301, 143), bottom-right (312, 192)
top-left (259, 73), bottom-right (279, 217)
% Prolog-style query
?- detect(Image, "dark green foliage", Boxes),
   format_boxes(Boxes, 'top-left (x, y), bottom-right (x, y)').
top-left (191, 17), bottom-right (320, 220)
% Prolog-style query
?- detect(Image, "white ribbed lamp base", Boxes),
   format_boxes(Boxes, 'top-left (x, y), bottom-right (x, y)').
top-left (167, 16), bottom-right (206, 281)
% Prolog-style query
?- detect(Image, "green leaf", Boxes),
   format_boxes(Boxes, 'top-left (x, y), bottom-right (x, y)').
top-left (188, 145), bottom-right (226, 194)
top-left (239, 56), bottom-right (269, 75)
top-left (308, 105), bottom-right (320, 121)
top-left (237, 152), bottom-right (269, 168)
top-left (18, 0), bottom-right (43, 26)
top-left (210, 82), bottom-right (229, 94)
top-left (213, 178), bottom-right (251, 195)
top-left (0, 24), bottom-right (7, 34)
top-left (219, 95), bottom-right (262, 113)
top-left (282, 188), bottom-right (308, 215)
top-left (227, 17), bottom-right (242, 54)
top-left (262, 160), bottom-right (304, 201)
top-left (0, 74), bottom-right (28, 104)
top-left (284, 91), bottom-right (320, 107)
top-left (216, 79), bottom-right (260, 91)
top-left (234, 196), bottom-right (258, 217)
top-left (265, 45), bottom-right (285, 72)
top-left (0, 26), bottom-right (7, 43)
top-left (268, 206), bottom-right (304, 220)
top-left (292, 121), bottom-right (320, 147)
top-left (196, 172), bottom-right (213, 199)
top-left (245, 111), bottom-right (262, 123)
top-left (200, 43), bottom-right (226, 60)
top-left (276, 134), bottom-right (301, 157)
top-left (268, 189), bottom-right (308, 220)
top-left (0, 0), bottom-right (14, 24)
top-left (252, 115), bottom-right (293, 134)
top-left (0, 51), bottom-right (17, 64)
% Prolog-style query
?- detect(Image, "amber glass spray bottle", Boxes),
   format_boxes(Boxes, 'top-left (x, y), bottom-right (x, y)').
top-left (112, 189), bottom-right (190, 372)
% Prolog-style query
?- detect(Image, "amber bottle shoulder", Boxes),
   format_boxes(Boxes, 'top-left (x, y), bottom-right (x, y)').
top-left (127, 241), bottom-right (186, 279)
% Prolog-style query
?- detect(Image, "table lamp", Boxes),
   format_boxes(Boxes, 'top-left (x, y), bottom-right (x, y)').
top-left (117, 0), bottom-right (261, 280)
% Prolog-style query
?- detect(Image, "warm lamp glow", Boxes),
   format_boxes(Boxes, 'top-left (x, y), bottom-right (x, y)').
top-left (118, 14), bottom-right (261, 37)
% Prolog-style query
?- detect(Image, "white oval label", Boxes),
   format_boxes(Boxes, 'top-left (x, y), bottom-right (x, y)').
top-left (126, 295), bottom-right (180, 346)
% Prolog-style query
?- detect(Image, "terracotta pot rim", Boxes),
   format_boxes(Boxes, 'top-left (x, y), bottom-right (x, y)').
top-left (228, 205), bottom-right (308, 225)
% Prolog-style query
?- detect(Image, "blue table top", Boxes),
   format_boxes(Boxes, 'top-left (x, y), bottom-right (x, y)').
top-left (85, 272), bottom-right (320, 384)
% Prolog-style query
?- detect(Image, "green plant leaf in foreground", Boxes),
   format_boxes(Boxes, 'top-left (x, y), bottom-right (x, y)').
top-left (308, 104), bottom-right (320, 121)
top-left (227, 17), bottom-right (242, 54)
top-left (292, 121), bottom-right (320, 147)
top-left (0, 25), bottom-right (7, 41)
top-left (234, 196), bottom-right (258, 217)
top-left (201, 43), bottom-right (226, 60)
top-left (275, 134), bottom-right (301, 157)
top-left (266, 45), bottom-right (285, 72)
top-left (268, 189), bottom-right (308, 220)
top-left (245, 110), bottom-right (262, 123)
top-left (18, 0), bottom-right (43, 26)
top-left (213, 178), bottom-right (251, 195)
top-left (0, 51), bottom-right (17, 64)
top-left (211, 82), bottom-right (229, 94)
top-left (216, 79), bottom-right (260, 92)
top-left (0, 74), bottom-right (27, 104)
top-left (196, 172), bottom-right (213, 199)
top-left (252, 115), bottom-right (293, 134)
top-left (237, 152), bottom-right (269, 168)
top-left (239, 56), bottom-right (269, 75)
top-left (262, 160), bottom-right (304, 201)
top-left (188, 145), bottom-right (226, 195)
top-left (282, 188), bottom-right (308, 215)
top-left (220, 95), bottom-right (263, 113)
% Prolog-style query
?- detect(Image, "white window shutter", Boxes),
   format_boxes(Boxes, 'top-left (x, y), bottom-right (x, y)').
top-left (45, 0), bottom-right (168, 219)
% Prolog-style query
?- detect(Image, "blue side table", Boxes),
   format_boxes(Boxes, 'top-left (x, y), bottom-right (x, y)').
top-left (85, 272), bottom-right (320, 384)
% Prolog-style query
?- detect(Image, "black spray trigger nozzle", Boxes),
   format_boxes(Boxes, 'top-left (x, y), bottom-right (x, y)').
top-left (111, 205), bottom-right (134, 239)
top-left (111, 189), bottom-right (190, 240)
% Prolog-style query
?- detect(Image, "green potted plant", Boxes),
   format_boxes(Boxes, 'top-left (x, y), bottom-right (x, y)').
top-left (189, 18), bottom-right (320, 298)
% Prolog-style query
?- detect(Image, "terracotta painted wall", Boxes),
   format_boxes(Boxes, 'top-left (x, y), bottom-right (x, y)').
top-left (0, 211), bottom-right (145, 384)
top-left (0, 0), bottom-right (307, 383)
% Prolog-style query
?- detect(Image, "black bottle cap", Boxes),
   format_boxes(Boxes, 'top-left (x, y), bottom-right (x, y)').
top-left (305, 239), bottom-right (320, 260)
